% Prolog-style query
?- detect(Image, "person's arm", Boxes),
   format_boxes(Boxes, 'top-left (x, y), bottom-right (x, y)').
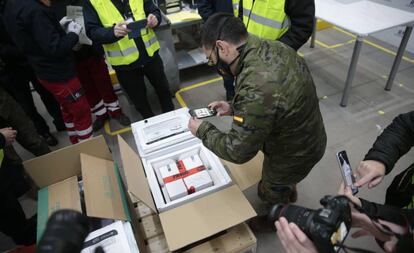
top-left (364, 111), bottom-right (414, 174)
top-left (197, 0), bottom-right (215, 22)
top-left (196, 72), bottom-right (279, 164)
top-left (30, 10), bottom-right (78, 57)
top-left (279, 0), bottom-right (315, 51)
top-left (82, 0), bottom-right (120, 44)
top-left (144, 0), bottom-right (161, 28)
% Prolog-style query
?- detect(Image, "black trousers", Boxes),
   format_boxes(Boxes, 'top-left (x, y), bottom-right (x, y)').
top-left (0, 162), bottom-right (36, 246)
top-left (115, 54), bottom-right (174, 119)
top-left (1, 66), bottom-right (65, 134)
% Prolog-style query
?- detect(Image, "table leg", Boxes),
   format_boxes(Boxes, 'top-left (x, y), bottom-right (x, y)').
top-left (385, 26), bottom-right (413, 91)
top-left (341, 36), bottom-right (364, 107)
top-left (310, 18), bottom-right (317, 48)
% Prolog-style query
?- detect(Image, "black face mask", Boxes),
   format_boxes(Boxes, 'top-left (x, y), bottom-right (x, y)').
top-left (215, 44), bottom-right (245, 78)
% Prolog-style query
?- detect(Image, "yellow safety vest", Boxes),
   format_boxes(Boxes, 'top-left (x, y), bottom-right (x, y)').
top-left (89, 0), bottom-right (160, 66)
top-left (0, 149), bottom-right (4, 167)
top-left (242, 0), bottom-right (290, 40)
top-left (232, 0), bottom-right (240, 17)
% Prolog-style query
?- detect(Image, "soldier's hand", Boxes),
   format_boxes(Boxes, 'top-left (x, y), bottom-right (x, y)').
top-left (0, 127), bottom-right (17, 146)
top-left (114, 22), bottom-right (131, 38)
top-left (188, 117), bottom-right (203, 136)
top-left (355, 160), bottom-right (386, 188)
top-left (208, 101), bottom-right (232, 116)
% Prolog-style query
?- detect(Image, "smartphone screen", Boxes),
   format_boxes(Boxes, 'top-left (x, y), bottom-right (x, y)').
top-left (189, 108), bottom-right (216, 119)
top-left (336, 151), bottom-right (358, 195)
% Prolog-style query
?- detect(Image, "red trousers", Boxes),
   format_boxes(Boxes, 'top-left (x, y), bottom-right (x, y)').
top-left (75, 57), bottom-right (121, 120)
top-left (38, 77), bottom-right (92, 144)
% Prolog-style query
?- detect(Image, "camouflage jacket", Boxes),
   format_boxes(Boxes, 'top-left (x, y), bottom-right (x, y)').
top-left (196, 35), bottom-right (327, 184)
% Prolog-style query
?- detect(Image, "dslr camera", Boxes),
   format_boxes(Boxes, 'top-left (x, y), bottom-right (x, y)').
top-left (269, 195), bottom-right (352, 253)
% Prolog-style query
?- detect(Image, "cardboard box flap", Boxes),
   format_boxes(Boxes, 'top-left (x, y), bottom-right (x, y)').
top-left (221, 152), bottom-right (264, 191)
top-left (159, 185), bottom-right (256, 251)
top-left (118, 135), bottom-right (157, 213)
top-left (24, 136), bottom-right (112, 188)
top-left (80, 153), bottom-right (129, 221)
top-left (37, 176), bottom-right (81, 241)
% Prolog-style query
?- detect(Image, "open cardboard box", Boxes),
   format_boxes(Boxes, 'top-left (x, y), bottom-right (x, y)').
top-left (23, 132), bottom-right (258, 252)
top-left (22, 136), bottom-right (146, 251)
top-left (119, 133), bottom-right (257, 251)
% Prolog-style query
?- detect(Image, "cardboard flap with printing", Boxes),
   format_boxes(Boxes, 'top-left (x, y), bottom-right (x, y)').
top-left (24, 136), bottom-right (112, 188)
top-left (37, 176), bottom-right (82, 241)
top-left (159, 185), bottom-right (257, 251)
top-left (80, 153), bottom-right (129, 221)
top-left (117, 135), bottom-right (157, 213)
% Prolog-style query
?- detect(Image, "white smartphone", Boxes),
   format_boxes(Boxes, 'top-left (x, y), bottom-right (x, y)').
top-left (336, 150), bottom-right (358, 195)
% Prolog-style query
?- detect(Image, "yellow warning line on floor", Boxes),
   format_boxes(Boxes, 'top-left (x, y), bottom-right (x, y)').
top-left (175, 77), bottom-right (223, 107)
top-left (315, 26), bottom-right (414, 64)
top-left (103, 76), bottom-right (222, 136)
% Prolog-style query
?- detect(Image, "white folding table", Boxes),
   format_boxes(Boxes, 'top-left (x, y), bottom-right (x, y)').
top-left (311, 0), bottom-right (414, 106)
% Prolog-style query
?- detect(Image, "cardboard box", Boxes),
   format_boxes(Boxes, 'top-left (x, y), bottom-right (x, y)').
top-left (23, 132), bottom-right (259, 252)
top-left (23, 137), bottom-right (146, 252)
top-left (121, 109), bottom-right (257, 251)
top-left (131, 108), bottom-right (233, 212)
top-left (182, 170), bottom-right (213, 192)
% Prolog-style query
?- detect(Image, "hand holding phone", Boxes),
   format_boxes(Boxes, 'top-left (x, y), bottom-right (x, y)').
top-left (189, 107), bottom-right (217, 119)
top-left (336, 150), bottom-right (358, 195)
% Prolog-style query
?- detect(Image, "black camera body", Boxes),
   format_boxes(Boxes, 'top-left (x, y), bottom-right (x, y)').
top-left (269, 195), bottom-right (352, 253)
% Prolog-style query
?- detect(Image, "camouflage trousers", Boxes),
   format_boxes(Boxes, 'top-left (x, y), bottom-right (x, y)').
top-left (258, 158), bottom-right (322, 205)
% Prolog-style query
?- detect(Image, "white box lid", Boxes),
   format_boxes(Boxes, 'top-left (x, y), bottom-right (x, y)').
top-left (131, 108), bottom-right (194, 156)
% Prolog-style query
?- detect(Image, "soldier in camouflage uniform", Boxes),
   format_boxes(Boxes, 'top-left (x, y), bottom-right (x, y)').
top-left (188, 13), bottom-right (327, 205)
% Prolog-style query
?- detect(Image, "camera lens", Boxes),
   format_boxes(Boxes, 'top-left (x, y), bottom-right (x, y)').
top-left (269, 204), bottom-right (315, 234)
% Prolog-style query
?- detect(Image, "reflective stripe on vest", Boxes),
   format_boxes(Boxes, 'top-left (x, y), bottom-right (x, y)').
top-left (232, 0), bottom-right (240, 17)
top-left (106, 46), bottom-right (139, 58)
top-left (89, 0), bottom-right (160, 66)
top-left (242, 0), bottom-right (290, 40)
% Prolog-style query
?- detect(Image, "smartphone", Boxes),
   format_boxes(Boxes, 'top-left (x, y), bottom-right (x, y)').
top-left (336, 150), bottom-right (358, 195)
top-left (189, 107), bottom-right (217, 119)
top-left (127, 19), bottom-right (148, 39)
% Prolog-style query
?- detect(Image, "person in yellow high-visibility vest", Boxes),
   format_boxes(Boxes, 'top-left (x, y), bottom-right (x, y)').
top-left (198, 0), bottom-right (240, 101)
top-left (0, 127), bottom-right (37, 246)
top-left (83, 0), bottom-right (174, 119)
top-left (239, 0), bottom-right (315, 51)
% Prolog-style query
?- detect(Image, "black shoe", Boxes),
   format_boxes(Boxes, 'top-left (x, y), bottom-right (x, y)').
top-left (41, 132), bottom-right (58, 146)
top-left (113, 113), bottom-right (131, 126)
top-left (54, 120), bottom-right (66, 132)
top-left (92, 119), bottom-right (106, 132)
top-left (248, 215), bottom-right (276, 233)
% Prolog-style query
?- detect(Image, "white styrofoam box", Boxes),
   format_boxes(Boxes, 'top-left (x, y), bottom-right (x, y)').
top-left (131, 108), bottom-right (193, 157)
top-left (165, 179), bottom-right (188, 201)
top-left (178, 154), bottom-right (204, 171)
top-left (81, 221), bottom-right (139, 253)
top-left (183, 170), bottom-right (213, 193)
top-left (142, 138), bottom-right (232, 212)
top-left (132, 108), bottom-right (232, 212)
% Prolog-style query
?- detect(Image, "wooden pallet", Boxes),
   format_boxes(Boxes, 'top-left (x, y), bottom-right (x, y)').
top-left (134, 201), bottom-right (257, 253)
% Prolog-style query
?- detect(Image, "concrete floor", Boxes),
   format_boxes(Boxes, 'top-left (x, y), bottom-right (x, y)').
top-left (2, 27), bottom-right (414, 252)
